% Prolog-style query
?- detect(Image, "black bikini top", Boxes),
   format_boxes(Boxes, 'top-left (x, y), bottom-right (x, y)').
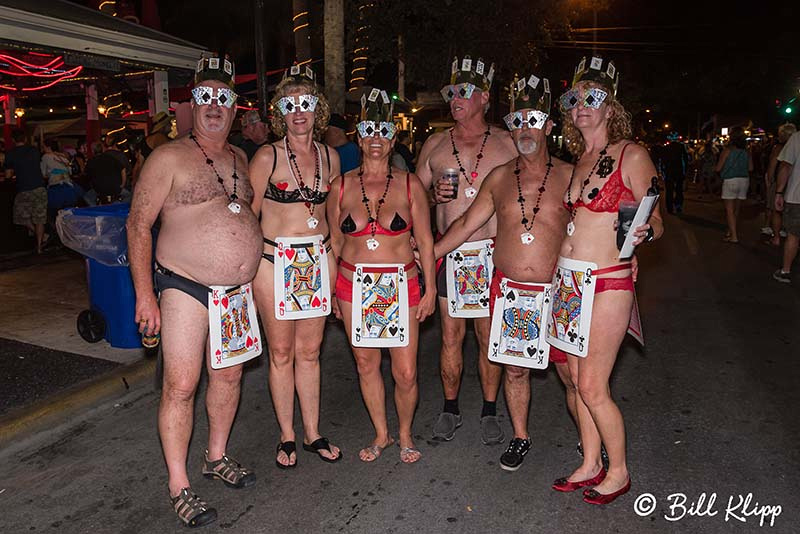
top-left (338, 172), bottom-right (413, 237)
top-left (264, 143), bottom-right (331, 205)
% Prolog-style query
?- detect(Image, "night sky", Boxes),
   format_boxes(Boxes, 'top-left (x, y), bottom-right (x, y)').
top-left (73, 0), bottom-right (800, 134)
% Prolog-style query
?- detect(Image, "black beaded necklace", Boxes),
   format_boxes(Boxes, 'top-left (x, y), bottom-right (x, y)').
top-left (514, 154), bottom-right (553, 244)
top-left (357, 163), bottom-right (394, 250)
top-left (449, 127), bottom-right (490, 197)
top-left (284, 137), bottom-right (322, 228)
top-left (565, 142), bottom-right (610, 235)
top-left (190, 134), bottom-right (240, 213)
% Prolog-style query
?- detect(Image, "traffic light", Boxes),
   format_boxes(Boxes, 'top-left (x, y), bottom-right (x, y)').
top-left (786, 107), bottom-right (793, 115)
top-left (391, 93), bottom-right (398, 101)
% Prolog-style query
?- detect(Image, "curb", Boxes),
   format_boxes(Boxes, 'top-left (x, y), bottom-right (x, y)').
top-left (0, 356), bottom-right (156, 449)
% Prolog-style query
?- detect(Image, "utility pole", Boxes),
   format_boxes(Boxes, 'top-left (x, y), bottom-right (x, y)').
top-left (254, 0), bottom-right (268, 118)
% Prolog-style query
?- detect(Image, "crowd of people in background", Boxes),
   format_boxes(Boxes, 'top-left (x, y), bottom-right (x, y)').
top-left (648, 122), bottom-right (799, 282)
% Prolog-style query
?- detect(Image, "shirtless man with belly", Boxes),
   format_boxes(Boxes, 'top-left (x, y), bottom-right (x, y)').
top-left (128, 56), bottom-right (261, 528)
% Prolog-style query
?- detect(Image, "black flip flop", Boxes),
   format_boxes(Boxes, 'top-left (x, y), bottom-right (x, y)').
top-left (275, 441), bottom-right (297, 469)
top-left (302, 437), bottom-right (342, 463)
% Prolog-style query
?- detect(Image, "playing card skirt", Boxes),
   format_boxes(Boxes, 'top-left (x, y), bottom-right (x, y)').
top-left (337, 259), bottom-right (418, 348)
top-left (443, 239), bottom-right (494, 318)
top-left (488, 268), bottom-right (553, 369)
top-left (545, 257), bottom-right (641, 359)
top-left (271, 234), bottom-right (332, 320)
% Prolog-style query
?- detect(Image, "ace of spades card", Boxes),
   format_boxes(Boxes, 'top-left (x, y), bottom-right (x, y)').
top-left (446, 239), bottom-right (494, 318)
top-left (273, 235), bottom-right (331, 320)
top-left (351, 264), bottom-right (409, 348)
top-left (209, 283), bottom-right (262, 369)
top-left (545, 257), bottom-right (598, 358)
top-left (488, 279), bottom-right (552, 370)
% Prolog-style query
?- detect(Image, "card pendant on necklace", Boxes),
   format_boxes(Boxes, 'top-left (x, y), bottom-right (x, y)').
top-left (366, 238), bottom-right (380, 251)
top-left (566, 221), bottom-right (575, 236)
top-left (306, 216), bottom-right (319, 229)
top-left (228, 201), bottom-right (241, 214)
top-left (465, 186), bottom-right (477, 198)
top-left (520, 232), bottom-right (534, 244)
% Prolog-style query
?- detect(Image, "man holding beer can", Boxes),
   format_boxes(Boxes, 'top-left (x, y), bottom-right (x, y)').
top-left (416, 56), bottom-right (516, 445)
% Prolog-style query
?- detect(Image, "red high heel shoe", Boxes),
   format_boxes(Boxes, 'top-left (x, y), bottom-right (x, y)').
top-left (582, 478), bottom-right (631, 505)
top-left (551, 468), bottom-right (607, 492)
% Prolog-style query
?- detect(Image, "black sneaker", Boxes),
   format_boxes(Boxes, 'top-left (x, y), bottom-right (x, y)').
top-left (500, 437), bottom-right (531, 472)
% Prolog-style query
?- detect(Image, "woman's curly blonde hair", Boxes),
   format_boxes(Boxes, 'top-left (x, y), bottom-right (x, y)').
top-left (561, 83), bottom-right (632, 157)
top-left (269, 78), bottom-right (330, 139)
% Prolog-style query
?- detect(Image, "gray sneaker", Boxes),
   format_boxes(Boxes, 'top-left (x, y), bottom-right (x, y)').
top-left (773, 270), bottom-right (791, 284)
top-left (432, 412), bottom-right (463, 441)
top-left (480, 415), bottom-right (505, 445)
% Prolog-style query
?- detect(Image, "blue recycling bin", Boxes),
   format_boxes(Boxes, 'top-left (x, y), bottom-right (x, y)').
top-left (68, 203), bottom-right (140, 349)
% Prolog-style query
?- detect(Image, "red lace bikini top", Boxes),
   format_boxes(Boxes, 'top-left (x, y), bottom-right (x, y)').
top-left (338, 172), bottom-right (414, 237)
top-left (566, 143), bottom-right (635, 213)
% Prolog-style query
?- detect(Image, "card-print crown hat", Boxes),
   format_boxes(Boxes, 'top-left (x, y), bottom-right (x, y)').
top-left (448, 55), bottom-right (495, 92)
top-left (360, 88), bottom-right (394, 123)
top-left (195, 53), bottom-right (235, 88)
top-left (571, 55), bottom-right (619, 95)
top-left (283, 64), bottom-right (317, 85)
top-left (509, 73), bottom-right (551, 113)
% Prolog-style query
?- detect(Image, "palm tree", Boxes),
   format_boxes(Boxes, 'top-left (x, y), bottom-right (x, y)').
top-left (324, 0), bottom-right (345, 112)
top-left (292, 0), bottom-right (312, 65)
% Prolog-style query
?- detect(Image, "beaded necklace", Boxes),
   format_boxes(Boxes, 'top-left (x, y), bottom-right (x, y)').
top-left (284, 137), bottom-right (322, 228)
top-left (565, 142), bottom-right (609, 235)
top-left (190, 134), bottom-right (240, 214)
top-left (514, 154), bottom-right (553, 244)
top-left (358, 163), bottom-right (394, 250)
top-left (449, 127), bottom-right (490, 198)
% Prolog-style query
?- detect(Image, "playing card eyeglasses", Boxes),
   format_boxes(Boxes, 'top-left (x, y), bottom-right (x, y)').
top-left (559, 87), bottom-right (608, 111)
top-left (191, 86), bottom-right (238, 108)
top-left (504, 110), bottom-right (549, 130)
top-left (276, 94), bottom-right (319, 115)
top-left (356, 120), bottom-right (397, 140)
top-left (440, 83), bottom-right (478, 103)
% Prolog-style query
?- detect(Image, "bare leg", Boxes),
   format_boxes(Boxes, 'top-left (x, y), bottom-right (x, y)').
top-left (158, 289), bottom-right (208, 497)
top-left (723, 199), bottom-right (738, 240)
top-left (34, 223), bottom-right (45, 253)
top-left (205, 355), bottom-right (244, 460)
top-left (504, 365), bottom-right (530, 439)
top-left (554, 362), bottom-right (578, 426)
top-left (338, 297), bottom-right (392, 460)
top-left (438, 297), bottom-right (466, 400)
top-left (567, 289), bottom-right (633, 494)
top-left (294, 316), bottom-right (340, 460)
top-left (475, 316), bottom-right (502, 402)
top-left (253, 263), bottom-right (297, 467)
top-left (388, 310), bottom-right (420, 461)
top-left (782, 233), bottom-right (800, 272)
top-left (770, 210), bottom-right (783, 246)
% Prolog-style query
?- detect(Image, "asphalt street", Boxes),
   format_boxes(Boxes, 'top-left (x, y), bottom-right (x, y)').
top-left (0, 188), bottom-right (798, 533)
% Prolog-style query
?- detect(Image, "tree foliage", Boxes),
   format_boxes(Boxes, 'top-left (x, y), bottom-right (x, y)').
top-left (345, 0), bottom-right (572, 91)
